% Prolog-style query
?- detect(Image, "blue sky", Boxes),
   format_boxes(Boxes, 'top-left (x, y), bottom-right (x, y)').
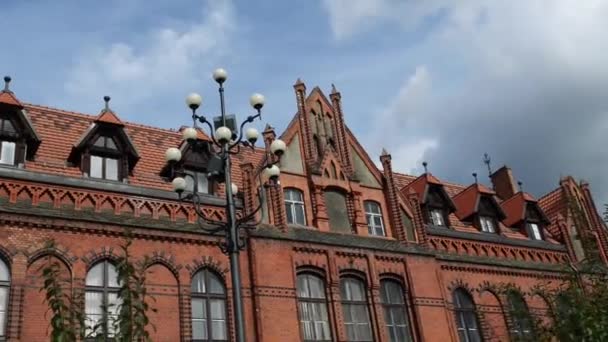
top-left (3, 0), bottom-right (608, 205)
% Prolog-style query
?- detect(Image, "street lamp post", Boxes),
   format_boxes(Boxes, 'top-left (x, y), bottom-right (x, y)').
top-left (164, 68), bottom-right (285, 342)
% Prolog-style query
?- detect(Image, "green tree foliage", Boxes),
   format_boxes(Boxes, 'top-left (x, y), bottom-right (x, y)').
top-left (39, 233), bottom-right (155, 342)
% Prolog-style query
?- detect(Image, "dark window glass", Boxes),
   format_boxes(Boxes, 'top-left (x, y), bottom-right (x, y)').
top-left (364, 201), bottom-right (385, 236)
top-left (507, 292), bottom-right (534, 340)
top-left (0, 259), bottom-right (9, 338)
top-left (285, 188), bottom-right (307, 225)
top-left (94, 136), bottom-right (118, 150)
top-left (341, 277), bottom-right (372, 341)
top-left (453, 289), bottom-right (481, 342)
top-left (191, 269), bottom-right (227, 341)
top-left (85, 260), bottom-right (120, 339)
top-left (380, 280), bottom-right (412, 342)
top-left (0, 119), bottom-right (15, 134)
top-left (297, 274), bottom-right (331, 341)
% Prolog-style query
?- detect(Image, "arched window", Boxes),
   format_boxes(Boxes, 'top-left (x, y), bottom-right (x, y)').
top-left (191, 269), bottom-right (228, 341)
top-left (85, 260), bottom-right (120, 339)
top-left (0, 258), bottom-right (10, 338)
top-left (340, 276), bottom-right (372, 341)
top-left (507, 291), bottom-right (534, 340)
top-left (296, 273), bottom-right (331, 341)
top-left (453, 288), bottom-right (481, 342)
top-left (380, 280), bottom-right (413, 342)
top-left (285, 188), bottom-right (306, 225)
top-left (364, 201), bottom-right (385, 237)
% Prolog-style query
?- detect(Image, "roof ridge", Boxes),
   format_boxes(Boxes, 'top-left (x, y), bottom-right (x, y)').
top-left (24, 102), bottom-right (182, 135)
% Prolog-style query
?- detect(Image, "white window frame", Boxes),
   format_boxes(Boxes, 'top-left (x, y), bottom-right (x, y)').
top-left (479, 216), bottom-right (496, 233)
top-left (528, 223), bottom-right (543, 240)
top-left (364, 201), bottom-right (386, 237)
top-left (429, 208), bottom-right (446, 227)
top-left (285, 188), bottom-right (307, 226)
top-left (90, 155), bottom-right (119, 181)
top-left (0, 141), bottom-right (16, 165)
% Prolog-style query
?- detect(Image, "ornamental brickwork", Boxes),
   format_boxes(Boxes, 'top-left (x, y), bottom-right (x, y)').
top-left (0, 76), bottom-right (605, 341)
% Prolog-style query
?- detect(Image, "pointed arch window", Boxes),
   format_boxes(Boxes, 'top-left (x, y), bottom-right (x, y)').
top-left (191, 269), bottom-right (228, 341)
top-left (296, 273), bottom-right (331, 341)
top-left (340, 276), bottom-right (372, 341)
top-left (0, 258), bottom-right (10, 338)
top-left (85, 260), bottom-right (120, 339)
top-left (380, 279), bottom-right (413, 342)
top-left (507, 291), bottom-right (534, 340)
top-left (364, 201), bottom-right (385, 237)
top-left (453, 288), bottom-right (482, 342)
top-left (285, 188), bottom-right (306, 225)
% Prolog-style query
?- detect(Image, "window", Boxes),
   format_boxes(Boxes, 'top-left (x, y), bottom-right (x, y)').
top-left (428, 209), bottom-right (446, 227)
top-left (0, 259), bottom-right (10, 338)
top-left (285, 188), bottom-right (307, 225)
top-left (528, 223), bottom-right (543, 241)
top-left (89, 136), bottom-right (121, 181)
top-left (191, 269), bottom-right (227, 341)
top-left (364, 201), bottom-right (385, 236)
top-left (185, 170), bottom-right (210, 194)
top-left (296, 273), bottom-right (331, 341)
top-left (380, 280), bottom-right (412, 342)
top-left (0, 141), bottom-right (15, 165)
top-left (507, 292), bottom-right (534, 340)
top-left (85, 260), bottom-right (120, 339)
top-left (324, 190), bottom-right (351, 233)
top-left (453, 289), bottom-right (481, 342)
top-left (341, 277), bottom-right (372, 341)
top-left (479, 216), bottom-right (496, 233)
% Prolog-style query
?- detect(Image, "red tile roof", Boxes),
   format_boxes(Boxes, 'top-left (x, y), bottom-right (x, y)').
top-left (0, 91), bottom-right (23, 108)
top-left (21, 103), bottom-right (264, 191)
top-left (452, 183), bottom-right (496, 220)
top-left (501, 192), bottom-right (534, 227)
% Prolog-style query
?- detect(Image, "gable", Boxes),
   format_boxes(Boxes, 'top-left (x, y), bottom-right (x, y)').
top-left (280, 135), bottom-right (304, 174)
top-left (351, 146), bottom-right (381, 188)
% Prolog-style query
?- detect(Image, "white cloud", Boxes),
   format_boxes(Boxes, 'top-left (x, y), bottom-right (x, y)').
top-left (330, 1), bottom-right (608, 202)
top-left (64, 0), bottom-right (236, 113)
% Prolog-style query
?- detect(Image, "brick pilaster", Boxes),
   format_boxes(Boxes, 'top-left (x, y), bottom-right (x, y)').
top-left (329, 85), bottom-right (353, 176)
top-left (380, 149), bottom-right (407, 244)
top-left (352, 191), bottom-right (369, 235)
top-left (407, 189), bottom-right (428, 246)
top-left (294, 79), bottom-right (316, 171)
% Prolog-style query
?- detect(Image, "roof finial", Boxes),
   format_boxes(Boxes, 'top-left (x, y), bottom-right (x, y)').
top-left (472, 172), bottom-right (478, 184)
top-left (331, 83), bottom-right (338, 94)
top-left (518, 181), bottom-right (523, 192)
top-left (3, 76), bottom-right (11, 92)
top-left (483, 153), bottom-right (492, 177)
top-left (103, 96), bottom-right (111, 111)
top-left (381, 148), bottom-right (389, 156)
top-left (422, 161), bottom-right (428, 173)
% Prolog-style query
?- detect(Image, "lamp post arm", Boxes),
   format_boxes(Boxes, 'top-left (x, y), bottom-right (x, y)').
top-left (228, 111), bottom-right (261, 150)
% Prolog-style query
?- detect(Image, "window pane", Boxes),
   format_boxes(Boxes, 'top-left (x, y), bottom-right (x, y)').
top-left (2, 119), bottom-right (15, 133)
top-left (86, 263), bottom-right (104, 286)
top-left (191, 271), bottom-right (206, 293)
top-left (107, 263), bottom-right (119, 288)
top-left (94, 137), bottom-right (105, 147)
top-left (210, 299), bottom-right (225, 319)
top-left (530, 223), bottom-right (542, 240)
top-left (192, 298), bottom-right (206, 319)
top-left (192, 320), bottom-right (207, 340)
top-left (208, 273), bottom-right (225, 294)
top-left (196, 172), bottom-right (208, 194)
top-left (0, 141), bottom-right (15, 165)
top-left (0, 311), bottom-right (4, 337)
top-left (0, 260), bottom-right (9, 282)
top-left (211, 320), bottom-right (227, 340)
top-left (0, 287), bottom-right (7, 336)
top-left (185, 173), bottom-right (195, 192)
top-left (341, 278), bottom-right (365, 301)
top-left (90, 155), bottom-right (103, 178)
top-left (107, 292), bottom-right (121, 336)
top-left (105, 158), bottom-right (119, 181)
top-left (286, 203), bottom-right (295, 224)
top-left (307, 275), bottom-right (325, 299)
top-left (106, 138), bottom-right (117, 150)
top-left (85, 291), bottom-right (103, 336)
top-left (295, 204), bottom-right (306, 225)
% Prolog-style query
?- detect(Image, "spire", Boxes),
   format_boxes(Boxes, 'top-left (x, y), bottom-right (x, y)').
top-left (3, 76), bottom-right (11, 92)
top-left (95, 95), bottom-right (123, 126)
top-left (0, 75), bottom-right (24, 108)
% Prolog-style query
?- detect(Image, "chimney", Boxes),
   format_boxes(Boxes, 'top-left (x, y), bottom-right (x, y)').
top-left (490, 166), bottom-right (518, 200)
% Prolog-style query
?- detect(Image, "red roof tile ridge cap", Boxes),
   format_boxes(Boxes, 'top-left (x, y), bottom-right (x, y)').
top-left (24, 102), bottom-right (184, 136)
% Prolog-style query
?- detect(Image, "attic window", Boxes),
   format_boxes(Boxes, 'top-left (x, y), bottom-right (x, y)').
top-left (528, 223), bottom-right (542, 240)
top-left (480, 216), bottom-right (497, 233)
top-left (423, 185), bottom-right (451, 228)
top-left (86, 135), bottom-right (124, 181)
top-left (476, 197), bottom-right (500, 234)
top-left (524, 204), bottom-right (545, 241)
top-left (0, 116), bottom-right (23, 166)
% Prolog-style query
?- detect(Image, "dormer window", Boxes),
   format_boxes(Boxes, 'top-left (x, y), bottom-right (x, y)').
top-left (89, 136), bottom-right (122, 181)
top-left (479, 216), bottom-right (497, 233)
top-left (184, 169), bottom-right (210, 194)
top-left (523, 203), bottom-right (547, 241)
top-left (528, 223), bottom-right (542, 240)
top-left (423, 185), bottom-right (454, 228)
top-left (0, 117), bottom-right (18, 165)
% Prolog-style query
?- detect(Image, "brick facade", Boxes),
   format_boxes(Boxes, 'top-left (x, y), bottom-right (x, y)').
top-left (0, 77), bottom-right (606, 341)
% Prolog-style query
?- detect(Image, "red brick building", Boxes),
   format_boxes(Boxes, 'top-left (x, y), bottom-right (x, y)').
top-left (0, 75), bottom-right (606, 341)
